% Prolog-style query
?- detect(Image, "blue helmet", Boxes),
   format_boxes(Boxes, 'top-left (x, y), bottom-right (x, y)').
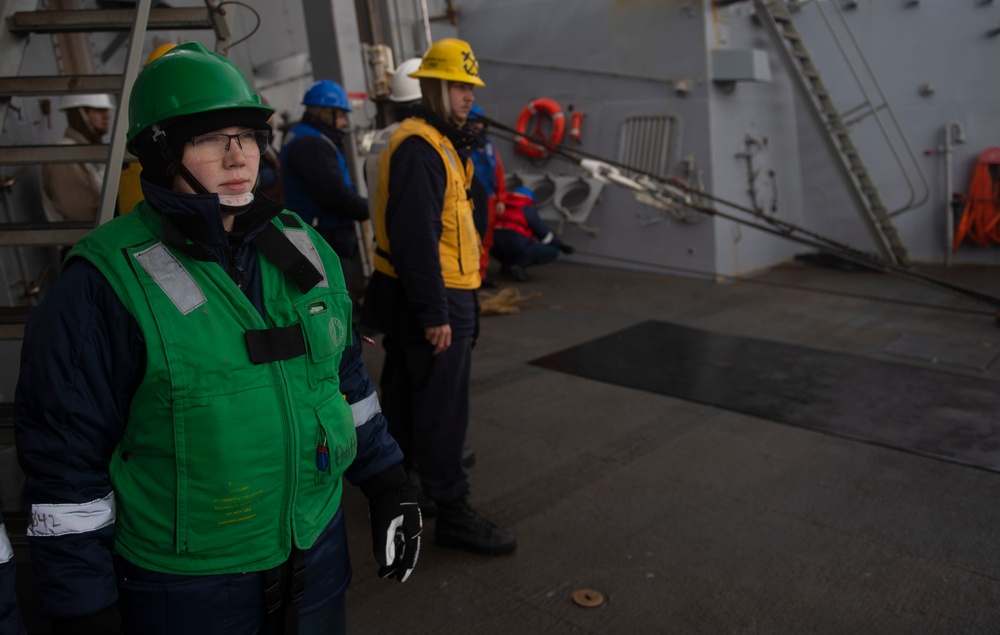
top-left (513, 186), bottom-right (534, 201)
top-left (469, 104), bottom-right (485, 120)
top-left (302, 80), bottom-right (351, 111)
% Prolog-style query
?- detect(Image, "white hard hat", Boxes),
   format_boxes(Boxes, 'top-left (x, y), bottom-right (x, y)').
top-left (389, 58), bottom-right (423, 103)
top-left (59, 93), bottom-right (115, 111)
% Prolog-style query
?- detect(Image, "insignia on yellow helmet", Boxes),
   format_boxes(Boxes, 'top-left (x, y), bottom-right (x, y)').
top-left (408, 38), bottom-right (485, 87)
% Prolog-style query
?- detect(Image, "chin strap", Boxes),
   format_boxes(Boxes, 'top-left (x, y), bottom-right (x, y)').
top-left (219, 192), bottom-right (254, 216)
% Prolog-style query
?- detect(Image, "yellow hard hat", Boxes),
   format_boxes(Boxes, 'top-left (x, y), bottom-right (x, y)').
top-left (145, 43), bottom-right (176, 67)
top-left (409, 38), bottom-right (485, 87)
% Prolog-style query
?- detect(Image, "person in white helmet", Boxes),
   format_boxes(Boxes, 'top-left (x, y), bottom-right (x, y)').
top-left (363, 57), bottom-right (424, 220)
top-left (40, 93), bottom-right (114, 223)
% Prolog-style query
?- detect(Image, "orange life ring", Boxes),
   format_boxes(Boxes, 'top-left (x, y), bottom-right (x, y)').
top-left (514, 98), bottom-right (565, 158)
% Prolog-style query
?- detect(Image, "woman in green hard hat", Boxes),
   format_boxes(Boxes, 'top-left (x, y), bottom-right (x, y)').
top-left (14, 41), bottom-right (420, 635)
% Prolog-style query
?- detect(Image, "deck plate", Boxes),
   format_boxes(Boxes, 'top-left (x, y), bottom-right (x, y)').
top-left (532, 320), bottom-right (1000, 473)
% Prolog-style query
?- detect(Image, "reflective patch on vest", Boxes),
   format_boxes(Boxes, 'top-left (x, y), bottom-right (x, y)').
top-left (441, 143), bottom-right (459, 171)
top-left (28, 491), bottom-right (116, 538)
top-left (0, 524), bottom-right (12, 563)
top-left (134, 243), bottom-right (207, 315)
top-left (284, 229), bottom-right (329, 288)
top-left (350, 390), bottom-right (382, 428)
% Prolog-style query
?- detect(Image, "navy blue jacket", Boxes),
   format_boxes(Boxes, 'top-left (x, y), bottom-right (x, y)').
top-left (361, 106), bottom-right (478, 340)
top-left (14, 179), bottom-right (402, 623)
top-left (280, 114), bottom-right (368, 230)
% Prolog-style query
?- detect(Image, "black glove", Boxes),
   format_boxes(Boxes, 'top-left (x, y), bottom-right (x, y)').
top-left (558, 243), bottom-right (575, 255)
top-left (51, 604), bottom-right (121, 635)
top-left (360, 464), bottom-right (421, 582)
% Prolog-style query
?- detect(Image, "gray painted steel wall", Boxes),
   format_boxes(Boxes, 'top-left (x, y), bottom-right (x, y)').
top-left (786, 0), bottom-right (1000, 266)
top-left (458, 0), bottom-right (720, 277)
top-left (453, 0), bottom-right (1000, 272)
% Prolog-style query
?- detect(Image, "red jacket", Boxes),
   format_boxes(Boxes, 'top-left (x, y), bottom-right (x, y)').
top-left (495, 191), bottom-right (534, 239)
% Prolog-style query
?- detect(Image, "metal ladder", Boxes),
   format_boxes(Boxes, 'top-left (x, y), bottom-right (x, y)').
top-left (0, 0), bottom-right (220, 435)
top-left (0, 3), bottom-right (226, 627)
top-left (753, 0), bottom-right (925, 267)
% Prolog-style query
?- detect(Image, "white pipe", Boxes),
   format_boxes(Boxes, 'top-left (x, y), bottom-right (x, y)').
top-left (418, 0), bottom-right (432, 49)
top-left (943, 121), bottom-right (966, 266)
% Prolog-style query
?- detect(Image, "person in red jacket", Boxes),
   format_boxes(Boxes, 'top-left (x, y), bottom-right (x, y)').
top-left (492, 186), bottom-right (574, 281)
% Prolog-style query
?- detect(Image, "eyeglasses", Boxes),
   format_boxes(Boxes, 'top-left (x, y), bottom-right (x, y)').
top-left (187, 130), bottom-right (270, 162)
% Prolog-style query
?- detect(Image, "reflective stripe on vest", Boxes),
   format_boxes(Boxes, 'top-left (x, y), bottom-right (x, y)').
top-left (134, 231), bottom-right (330, 314)
top-left (134, 243), bottom-right (207, 315)
top-left (284, 228), bottom-right (329, 287)
top-left (27, 492), bottom-right (116, 538)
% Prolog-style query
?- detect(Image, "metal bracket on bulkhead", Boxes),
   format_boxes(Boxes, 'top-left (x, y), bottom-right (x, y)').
top-left (507, 170), bottom-right (606, 228)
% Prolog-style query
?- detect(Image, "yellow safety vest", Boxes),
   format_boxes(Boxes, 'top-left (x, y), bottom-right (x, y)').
top-left (373, 117), bottom-right (481, 289)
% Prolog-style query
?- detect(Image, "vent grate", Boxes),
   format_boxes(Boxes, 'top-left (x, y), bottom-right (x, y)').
top-left (617, 114), bottom-right (674, 178)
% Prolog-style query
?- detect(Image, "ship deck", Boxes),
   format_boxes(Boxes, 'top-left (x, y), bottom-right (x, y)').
top-left (341, 257), bottom-right (1000, 634)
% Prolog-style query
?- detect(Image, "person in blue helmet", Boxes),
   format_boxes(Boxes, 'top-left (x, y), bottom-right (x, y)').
top-left (492, 185), bottom-right (574, 281)
top-left (466, 104), bottom-right (507, 288)
top-left (281, 80), bottom-right (369, 302)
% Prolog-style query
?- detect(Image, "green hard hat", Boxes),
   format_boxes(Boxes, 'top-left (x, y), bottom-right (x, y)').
top-left (126, 41), bottom-right (272, 152)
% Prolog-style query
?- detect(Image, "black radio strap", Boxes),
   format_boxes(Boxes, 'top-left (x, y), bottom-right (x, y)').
top-left (245, 325), bottom-right (306, 364)
top-left (251, 220), bottom-right (324, 293)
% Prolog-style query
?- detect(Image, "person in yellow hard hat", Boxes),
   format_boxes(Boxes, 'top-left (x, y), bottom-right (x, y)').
top-left (145, 42), bottom-right (176, 66)
top-left (116, 43), bottom-right (178, 215)
top-left (362, 38), bottom-right (517, 556)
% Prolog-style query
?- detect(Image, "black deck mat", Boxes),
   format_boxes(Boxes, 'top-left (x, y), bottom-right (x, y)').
top-left (530, 320), bottom-right (1000, 472)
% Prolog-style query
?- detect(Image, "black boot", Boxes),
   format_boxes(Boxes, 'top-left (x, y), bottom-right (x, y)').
top-left (435, 496), bottom-right (517, 555)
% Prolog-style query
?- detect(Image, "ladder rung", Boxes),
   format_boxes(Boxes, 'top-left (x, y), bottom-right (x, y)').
top-left (0, 144), bottom-right (109, 165)
top-left (0, 222), bottom-right (91, 248)
top-left (0, 75), bottom-right (122, 97)
top-left (8, 7), bottom-right (213, 34)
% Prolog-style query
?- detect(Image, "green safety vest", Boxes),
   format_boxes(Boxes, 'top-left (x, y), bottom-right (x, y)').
top-left (69, 202), bottom-right (356, 575)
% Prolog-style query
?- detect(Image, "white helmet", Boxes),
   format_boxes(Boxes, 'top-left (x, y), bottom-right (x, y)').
top-left (389, 58), bottom-right (423, 103)
top-left (58, 93), bottom-right (115, 111)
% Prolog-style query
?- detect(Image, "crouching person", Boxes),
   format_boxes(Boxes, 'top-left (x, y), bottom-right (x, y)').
top-left (14, 42), bottom-right (420, 635)
top-left (492, 186), bottom-right (574, 282)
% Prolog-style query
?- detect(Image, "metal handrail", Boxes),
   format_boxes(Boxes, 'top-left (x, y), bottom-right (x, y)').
top-left (813, 0), bottom-right (930, 217)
